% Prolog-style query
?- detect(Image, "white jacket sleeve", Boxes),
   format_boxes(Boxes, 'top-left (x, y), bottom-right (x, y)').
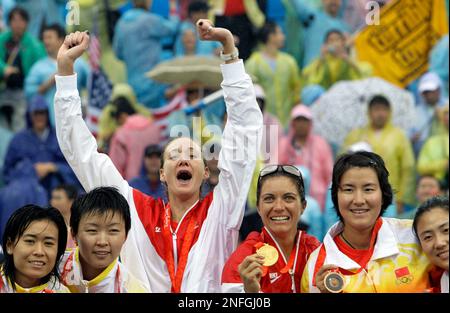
top-left (182, 60), bottom-right (263, 292)
top-left (54, 74), bottom-right (130, 197)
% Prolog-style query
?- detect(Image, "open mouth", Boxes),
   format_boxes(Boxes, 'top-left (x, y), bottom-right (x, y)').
top-left (176, 169), bottom-right (193, 184)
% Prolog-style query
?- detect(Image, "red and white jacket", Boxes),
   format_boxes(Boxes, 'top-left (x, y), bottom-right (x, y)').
top-left (221, 227), bottom-right (320, 293)
top-left (54, 60), bottom-right (263, 292)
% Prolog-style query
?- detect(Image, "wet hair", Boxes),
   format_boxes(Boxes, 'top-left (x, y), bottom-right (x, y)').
top-left (42, 23), bottom-right (66, 40)
top-left (258, 21), bottom-right (279, 44)
top-left (8, 7), bottom-right (29, 24)
top-left (53, 184), bottom-right (78, 201)
top-left (1, 205), bottom-right (67, 291)
top-left (188, 1), bottom-right (209, 15)
top-left (256, 167), bottom-right (306, 207)
top-left (324, 28), bottom-right (344, 42)
top-left (413, 196), bottom-right (449, 239)
top-left (331, 151), bottom-right (393, 222)
top-left (368, 95), bottom-right (391, 110)
top-left (70, 187), bottom-right (131, 236)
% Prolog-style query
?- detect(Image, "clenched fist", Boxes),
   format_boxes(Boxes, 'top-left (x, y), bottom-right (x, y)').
top-left (57, 31), bottom-right (90, 76)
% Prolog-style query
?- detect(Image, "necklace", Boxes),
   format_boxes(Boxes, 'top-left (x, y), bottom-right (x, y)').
top-left (340, 232), bottom-right (356, 249)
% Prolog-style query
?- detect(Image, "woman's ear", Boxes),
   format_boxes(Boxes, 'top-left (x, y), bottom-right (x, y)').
top-left (160, 168), bottom-right (166, 183)
top-left (300, 200), bottom-right (307, 216)
top-left (6, 239), bottom-right (14, 255)
top-left (203, 166), bottom-right (210, 180)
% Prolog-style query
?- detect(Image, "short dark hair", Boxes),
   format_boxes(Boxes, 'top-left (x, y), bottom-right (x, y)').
top-left (368, 95), bottom-right (391, 110)
top-left (53, 184), bottom-right (78, 201)
top-left (42, 23), bottom-right (66, 39)
top-left (1, 205), bottom-right (67, 291)
top-left (111, 97), bottom-right (136, 120)
top-left (256, 166), bottom-right (306, 207)
top-left (188, 1), bottom-right (209, 15)
top-left (70, 187), bottom-right (131, 236)
top-left (144, 144), bottom-right (163, 158)
top-left (258, 21), bottom-right (279, 44)
top-left (8, 7), bottom-right (29, 24)
top-left (413, 196), bottom-right (449, 239)
top-left (324, 29), bottom-right (344, 42)
top-left (331, 151), bottom-right (393, 222)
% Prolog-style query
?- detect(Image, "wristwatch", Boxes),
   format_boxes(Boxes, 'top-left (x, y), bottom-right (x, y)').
top-left (220, 47), bottom-right (239, 61)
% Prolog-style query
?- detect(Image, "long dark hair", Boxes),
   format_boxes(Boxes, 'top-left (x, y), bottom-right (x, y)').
top-left (1, 205), bottom-right (67, 290)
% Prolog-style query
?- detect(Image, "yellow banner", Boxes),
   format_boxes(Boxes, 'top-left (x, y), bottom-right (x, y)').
top-left (355, 0), bottom-right (448, 87)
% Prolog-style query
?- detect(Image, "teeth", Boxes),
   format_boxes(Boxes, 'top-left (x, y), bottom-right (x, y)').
top-left (270, 216), bottom-right (289, 221)
top-left (30, 261), bottom-right (44, 266)
top-left (351, 210), bottom-right (368, 214)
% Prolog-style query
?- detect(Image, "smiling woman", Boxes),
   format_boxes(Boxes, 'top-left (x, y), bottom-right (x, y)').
top-left (301, 151), bottom-right (433, 293)
top-left (413, 196), bottom-right (449, 293)
top-left (0, 205), bottom-right (68, 293)
top-left (221, 165), bottom-right (320, 293)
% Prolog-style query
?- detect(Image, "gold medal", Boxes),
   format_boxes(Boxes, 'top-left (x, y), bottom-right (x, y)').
top-left (324, 271), bottom-right (345, 293)
top-left (256, 244), bottom-right (279, 266)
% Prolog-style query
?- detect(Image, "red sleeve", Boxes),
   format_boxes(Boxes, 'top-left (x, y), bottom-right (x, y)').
top-left (132, 188), bottom-right (160, 235)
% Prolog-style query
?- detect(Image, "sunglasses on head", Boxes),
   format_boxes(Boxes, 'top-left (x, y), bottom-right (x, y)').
top-left (259, 165), bottom-right (303, 182)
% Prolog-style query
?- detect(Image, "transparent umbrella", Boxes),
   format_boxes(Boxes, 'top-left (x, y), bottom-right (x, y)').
top-left (310, 77), bottom-right (415, 147)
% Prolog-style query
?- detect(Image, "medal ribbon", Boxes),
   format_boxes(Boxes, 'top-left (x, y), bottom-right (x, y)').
top-left (162, 203), bottom-right (198, 293)
top-left (312, 218), bottom-right (383, 286)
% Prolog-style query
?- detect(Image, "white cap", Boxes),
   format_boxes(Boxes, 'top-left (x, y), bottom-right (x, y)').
top-left (348, 141), bottom-right (373, 153)
top-left (418, 72), bottom-right (441, 93)
top-left (254, 84), bottom-right (265, 100)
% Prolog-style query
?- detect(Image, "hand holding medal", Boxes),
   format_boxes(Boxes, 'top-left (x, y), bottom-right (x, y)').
top-left (314, 264), bottom-right (345, 293)
top-left (237, 243), bottom-right (279, 293)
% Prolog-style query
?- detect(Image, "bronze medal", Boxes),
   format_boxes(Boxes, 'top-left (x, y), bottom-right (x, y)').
top-left (256, 244), bottom-right (279, 266)
top-left (324, 272), bottom-right (345, 293)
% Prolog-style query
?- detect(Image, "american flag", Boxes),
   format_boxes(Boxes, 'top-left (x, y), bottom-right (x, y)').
top-left (86, 31), bottom-right (112, 137)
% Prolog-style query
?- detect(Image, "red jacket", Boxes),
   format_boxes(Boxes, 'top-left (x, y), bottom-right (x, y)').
top-left (222, 227), bottom-right (320, 293)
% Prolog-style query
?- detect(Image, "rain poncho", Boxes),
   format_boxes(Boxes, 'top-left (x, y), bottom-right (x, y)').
top-left (97, 83), bottom-right (152, 150)
top-left (429, 35), bottom-right (449, 98)
top-left (113, 8), bottom-right (178, 108)
top-left (245, 51), bottom-right (300, 127)
top-left (0, 177), bottom-right (48, 242)
top-left (25, 57), bottom-right (90, 127)
top-left (342, 119), bottom-right (416, 206)
top-left (287, 0), bottom-right (350, 67)
top-left (278, 105), bottom-right (334, 209)
top-left (2, 96), bottom-right (80, 198)
top-left (12, 0), bottom-right (66, 38)
top-left (302, 54), bottom-right (372, 90)
top-left (0, 30), bottom-right (45, 78)
top-left (174, 22), bottom-right (221, 57)
top-left (417, 133), bottom-right (449, 181)
top-left (109, 114), bottom-right (161, 181)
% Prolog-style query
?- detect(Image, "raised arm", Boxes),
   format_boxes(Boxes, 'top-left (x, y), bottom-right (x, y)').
top-left (197, 20), bottom-right (263, 228)
top-left (54, 31), bottom-right (129, 196)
